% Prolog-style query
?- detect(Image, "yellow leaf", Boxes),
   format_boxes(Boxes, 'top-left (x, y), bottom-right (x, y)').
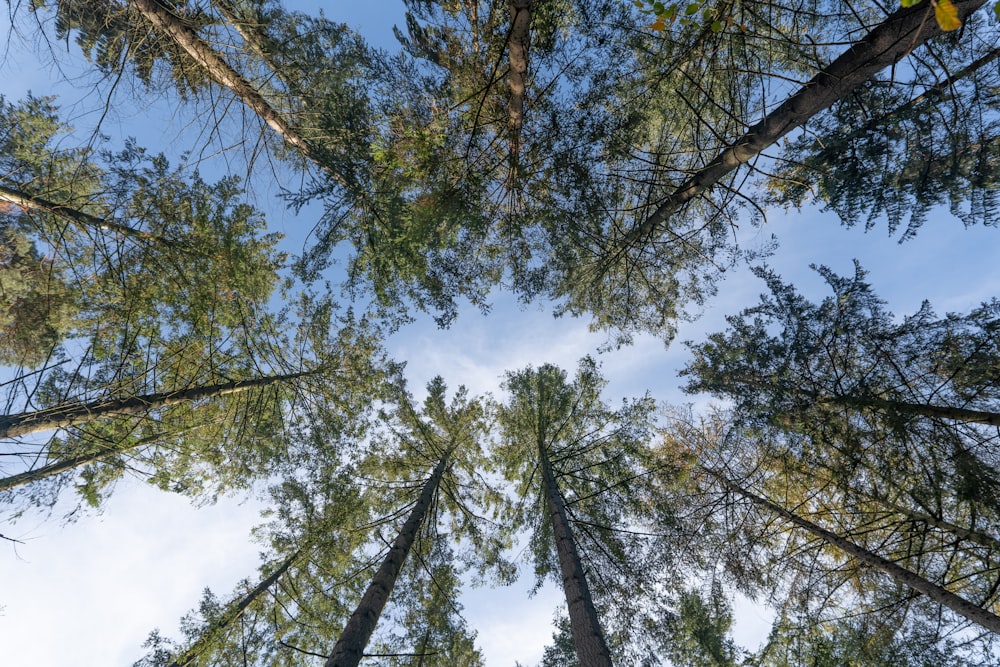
top-left (650, 16), bottom-right (667, 30)
top-left (933, 0), bottom-right (962, 31)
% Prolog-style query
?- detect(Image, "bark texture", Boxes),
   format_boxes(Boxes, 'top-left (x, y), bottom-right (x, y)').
top-left (540, 445), bottom-right (613, 667)
top-left (625, 0), bottom-right (989, 245)
top-left (508, 0), bottom-right (531, 158)
top-left (715, 471), bottom-right (1000, 635)
top-left (325, 451), bottom-right (451, 667)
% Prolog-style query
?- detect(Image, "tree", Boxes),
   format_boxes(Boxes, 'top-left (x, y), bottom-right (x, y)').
top-left (325, 447), bottom-right (453, 667)
top-left (0, 290), bottom-right (388, 514)
top-left (0, 222), bottom-right (75, 367)
top-left (21, 0), bottom-right (998, 345)
top-left (662, 583), bottom-right (742, 667)
top-left (683, 263), bottom-right (1000, 526)
top-left (656, 409), bottom-right (1000, 660)
top-left (496, 359), bottom-right (659, 665)
top-left (765, 40), bottom-right (1000, 239)
top-left (146, 375), bottom-right (494, 666)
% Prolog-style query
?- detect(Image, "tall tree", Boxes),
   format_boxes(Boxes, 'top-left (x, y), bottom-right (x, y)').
top-left (496, 358), bottom-right (659, 665)
top-left (149, 376), bottom-right (495, 666)
top-left (325, 447), bottom-right (452, 667)
top-left (326, 376), bottom-right (498, 666)
top-left (683, 263), bottom-right (1000, 526)
top-left (23, 0), bottom-right (998, 345)
top-left (712, 468), bottom-right (1000, 635)
top-left (657, 409), bottom-right (1000, 659)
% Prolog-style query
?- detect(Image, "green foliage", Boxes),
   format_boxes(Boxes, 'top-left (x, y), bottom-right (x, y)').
top-left (766, 29), bottom-right (1000, 239)
top-left (0, 223), bottom-right (76, 367)
top-left (496, 358), bottom-right (664, 662)
top-left (664, 584), bottom-right (741, 667)
top-left (34, 0), bottom-right (215, 95)
top-left (752, 605), bottom-right (987, 667)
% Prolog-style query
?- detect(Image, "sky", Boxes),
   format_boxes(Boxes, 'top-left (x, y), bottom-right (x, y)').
top-left (2, 1), bottom-right (1000, 665)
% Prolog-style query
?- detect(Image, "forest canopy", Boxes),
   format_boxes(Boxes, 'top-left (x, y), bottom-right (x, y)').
top-left (2, 0), bottom-right (1000, 664)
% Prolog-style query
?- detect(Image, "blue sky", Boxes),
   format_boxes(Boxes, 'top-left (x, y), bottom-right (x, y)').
top-left (2, 1), bottom-right (999, 664)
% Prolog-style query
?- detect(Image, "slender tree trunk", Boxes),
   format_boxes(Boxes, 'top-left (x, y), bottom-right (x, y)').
top-left (325, 451), bottom-right (451, 667)
top-left (0, 423), bottom-right (206, 492)
top-left (168, 548), bottom-right (304, 667)
top-left (0, 370), bottom-right (310, 441)
top-left (126, 0), bottom-right (327, 174)
top-left (0, 182), bottom-right (177, 247)
top-left (624, 0), bottom-right (988, 246)
top-left (539, 444), bottom-right (613, 666)
top-left (823, 394), bottom-right (1000, 427)
top-left (712, 469), bottom-right (1000, 635)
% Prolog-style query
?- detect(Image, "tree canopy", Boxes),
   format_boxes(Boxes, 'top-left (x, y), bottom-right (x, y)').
top-left (3, 0), bottom-right (1000, 663)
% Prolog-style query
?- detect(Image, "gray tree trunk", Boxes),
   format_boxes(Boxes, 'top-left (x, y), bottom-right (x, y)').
top-left (540, 444), bottom-right (614, 667)
top-left (714, 470), bottom-right (1000, 635)
top-left (507, 0), bottom-right (531, 159)
top-left (624, 0), bottom-right (988, 246)
top-left (325, 451), bottom-right (451, 667)
top-left (0, 370), bottom-right (309, 442)
top-left (127, 0), bottom-right (323, 171)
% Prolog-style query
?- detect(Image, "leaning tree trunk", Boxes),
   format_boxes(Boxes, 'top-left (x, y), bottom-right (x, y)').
top-left (325, 450), bottom-right (451, 667)
top-left (622, 0), bottom-right (988, 247)
top-left (126, 0), bottom-right (325, 173)
top-left (0, 182), bottom-right (177, 247)
top-left (0, 370), bottom-right (310, 442)
top-left (540, 444), bottom-right (614, 667)
top-left (712, 469), bottom-right (1000, 635)
top-left (824, 394), bottom-right (1000, 427)
top-left (168, 547), bottom-right (304, 667)
top-left (0, 424), bottom-right (205, 492)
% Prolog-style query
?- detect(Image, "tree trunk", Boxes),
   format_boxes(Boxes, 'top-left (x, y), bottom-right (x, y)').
top-left (540, 444), bottom-right (613, 666)
top-left (712, 470), bottom-right (1000, 635)
top-left (325, 451), bottom-right (451, 667)
top-left (0, 423), bottom-right (205, 492)
top-left (0, 370), bottom-right (310, 441)
top-left (806, 45), bottom-right (1000, 150)
top-left (168, 547), bottom-right (304, 667)
top-left (507, 0), bottom-right (531, 159)
top-left (126, 0), bottom-right (326, 175)
top-left (624, 0), bottom-right (988, 246)
top-left (824, 394), bottom-right (1000, 427)
top-left (0, 182), bottom-right (177, 246)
